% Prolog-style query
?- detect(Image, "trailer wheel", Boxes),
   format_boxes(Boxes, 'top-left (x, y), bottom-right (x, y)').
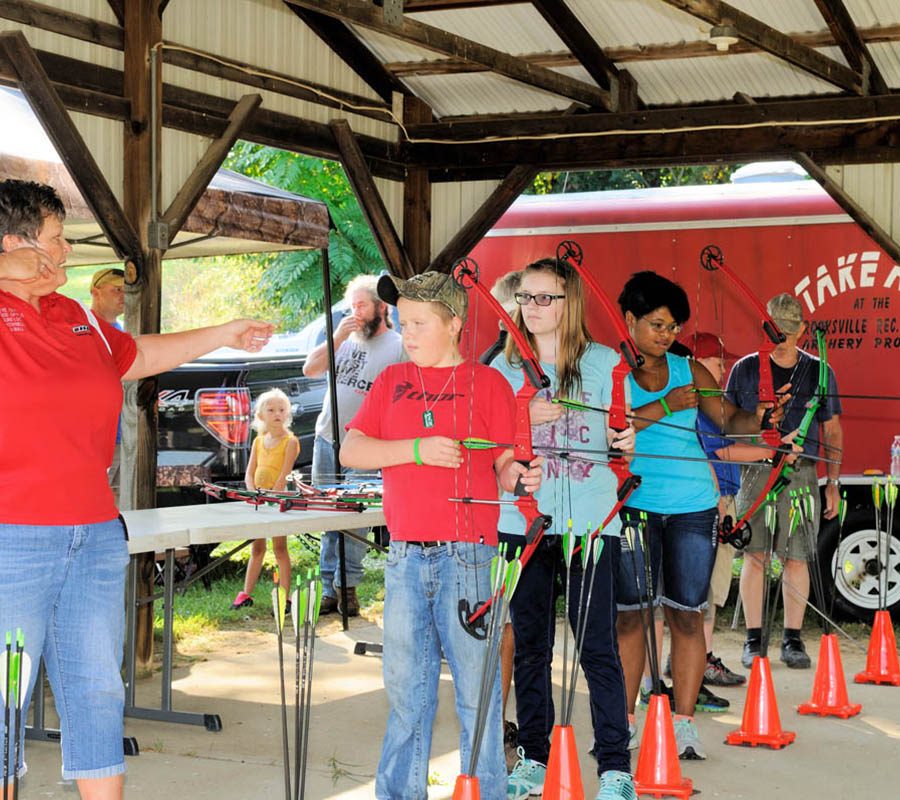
top-left (817, 510), bottom-right (900, 623)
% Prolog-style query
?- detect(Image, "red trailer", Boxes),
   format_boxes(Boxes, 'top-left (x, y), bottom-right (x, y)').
top-left (466, 166), bottom-right (899, 620)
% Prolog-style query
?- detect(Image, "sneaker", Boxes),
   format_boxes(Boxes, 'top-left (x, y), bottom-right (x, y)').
top-left (507, 747), bottom-right (546, 799)
top-left (337, 586), bottom-right (360, 617)
top-left (627, 721), bottom-right (639, 751)
top-left (780, 637), bottom-right (811, 669)
top-left (695, 681), bottom-right (730, 713)
top-left (596, 770), bottom-right (636, 800)
top-left (673, 717), bottom-right (707, 761)
top-left (741, 638), bottom-right (761, 669)
top-left (638, 680), bottom-right (674, 707)
top-left (230, 591), bottom-right (253, 610)
top-left (319, 594), bottom-right (338, 616)
top-left (705, 653), bottom-right (746, 686)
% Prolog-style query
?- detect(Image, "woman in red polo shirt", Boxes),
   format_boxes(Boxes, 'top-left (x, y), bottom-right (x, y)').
top-left (0, 179), bottom-right (273, 799)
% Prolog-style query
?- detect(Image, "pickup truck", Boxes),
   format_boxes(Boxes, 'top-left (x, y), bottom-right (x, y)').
top-left (155, 316), bottom-right (344, 506)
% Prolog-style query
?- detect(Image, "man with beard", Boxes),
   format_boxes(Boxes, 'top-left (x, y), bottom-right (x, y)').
top-left (304, 274), bottom-right (403, 614)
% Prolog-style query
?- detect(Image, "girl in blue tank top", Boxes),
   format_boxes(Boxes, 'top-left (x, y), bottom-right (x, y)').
top-left (614, 270), bottom-right (781, 762)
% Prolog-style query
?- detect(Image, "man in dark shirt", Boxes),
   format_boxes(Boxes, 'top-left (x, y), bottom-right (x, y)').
top-left (726, 294), bottom-right (843, 669)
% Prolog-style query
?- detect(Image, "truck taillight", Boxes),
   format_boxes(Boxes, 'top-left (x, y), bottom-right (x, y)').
top-left (194, 388), bottom-right (251, 448)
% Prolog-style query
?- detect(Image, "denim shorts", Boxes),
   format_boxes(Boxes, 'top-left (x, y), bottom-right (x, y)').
top-left (0, 519), bottom-right (130, 780)
top-left (615, 507), bottom-right (719, 612)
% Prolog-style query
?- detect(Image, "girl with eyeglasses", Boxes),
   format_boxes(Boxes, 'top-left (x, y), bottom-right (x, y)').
top-left (491, 258), bottom-right (637, 800)
top-left (613, 270), bottom-right (786, 762)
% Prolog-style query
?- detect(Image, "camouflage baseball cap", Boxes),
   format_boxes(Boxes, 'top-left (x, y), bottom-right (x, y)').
top-left (377, 271), bottom-right (468, 320)
top-left (767, 292), bottom-right (804, 334)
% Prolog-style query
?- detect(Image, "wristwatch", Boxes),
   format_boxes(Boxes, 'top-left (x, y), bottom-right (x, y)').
top-left (826, 478), bottom-right (840, 486)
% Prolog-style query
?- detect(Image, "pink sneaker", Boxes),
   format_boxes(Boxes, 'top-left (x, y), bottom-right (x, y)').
top-left (230, 591), bottom-right (253, 610)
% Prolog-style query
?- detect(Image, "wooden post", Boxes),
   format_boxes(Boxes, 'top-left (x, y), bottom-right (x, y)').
top-left (402, 96), bottom-right (432, 273)
top-left (123, 0), bottom-right (162, 671)
top-left (330, 118), bottom-right (414, 278)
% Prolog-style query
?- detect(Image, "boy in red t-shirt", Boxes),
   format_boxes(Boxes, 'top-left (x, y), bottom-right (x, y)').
top-left (342, 271), bottom-right (542, 800)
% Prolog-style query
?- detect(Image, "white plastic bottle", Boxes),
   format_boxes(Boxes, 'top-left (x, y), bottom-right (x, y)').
top-left (892, 435), bottom-right (900, 478)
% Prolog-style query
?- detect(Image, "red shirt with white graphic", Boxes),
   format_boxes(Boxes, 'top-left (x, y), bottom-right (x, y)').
top-left (348, 361), bottom-right (516, 544)
top-left (0, 291), bottom-right (137, 524)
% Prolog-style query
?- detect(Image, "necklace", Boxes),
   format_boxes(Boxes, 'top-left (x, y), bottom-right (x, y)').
top-left (417, 365), bottom-right (457, 429)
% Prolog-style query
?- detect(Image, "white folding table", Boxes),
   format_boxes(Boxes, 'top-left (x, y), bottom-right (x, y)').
top-left (121, 502), bottom-right (385, 731)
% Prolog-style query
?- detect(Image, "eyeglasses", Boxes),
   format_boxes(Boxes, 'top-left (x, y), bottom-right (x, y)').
top-left (514, 292), bottom-right (566, 307)
top-left (641, 316), bottom-right (682, 335)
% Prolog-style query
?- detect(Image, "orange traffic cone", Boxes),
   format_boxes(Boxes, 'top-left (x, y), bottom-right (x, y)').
top-left (633, 693), bottom-right (692, 799)
top-left (726, 656), bottom-right (796, 749)
top-left (451, 775), bottom-right (479, 800)
top-left (798, 633), bottom-right (862, 718)
top-left (543, 724), bottom-right (584, 800)
top-left (854, 610), bottom-right (900, 686)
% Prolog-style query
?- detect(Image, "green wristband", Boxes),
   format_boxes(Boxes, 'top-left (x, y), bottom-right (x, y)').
top-left (413, 437), bottom-right (424, 466)
top-left (659, 397), bottom-right (673, 417)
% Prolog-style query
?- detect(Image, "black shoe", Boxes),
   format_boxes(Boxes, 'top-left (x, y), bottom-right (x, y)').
top-left (781, 637), bottom-right (811, 669)
top-left (319, 594), bottom-right (338, 616)
top-left (741, 638), bottom-right (761, 669)
top-left (695, 681), bottom-right (730, 713)
top-left (704, 653), bottom-right (747, 686)
top-left (639, 679), bottom-right (674, 707)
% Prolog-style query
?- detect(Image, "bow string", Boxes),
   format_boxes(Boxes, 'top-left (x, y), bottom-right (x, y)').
top-left (451, 257), bottom-right (553, 637)
top-left (700, 244), bottom-right (790, 549)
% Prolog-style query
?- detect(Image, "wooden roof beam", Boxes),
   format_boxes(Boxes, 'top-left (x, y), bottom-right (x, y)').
top-left (404, 93), bottom-right (900, 169)
top-left (330, 119), bottom-right (415, 279)
top-left (429, 164), bottom-right (537, 274)
top-left (402, 0), bottom-right (523, 9)
top-left (0, 31), bottom-right (140, 260)
top-left (659, 0), bottom-right (864, 94)
top-left (812, 0), bottom-right (888, 95)
top-left (531, 0), bottom-right (638, 111)
top-left (1, 1), bottom-right (124, 49)
top-left (286, 4), bottom-right (409, 103)
top-left (1, 3), bottom-right (394, 122)
top-left (160, 43), bottom-right (394, 124)
top-left (161, 93), bottom-right (262, 239)
top-left (384, 23), bottom-right (900, 74)
top-left (405, 93), bottom-right (900, 142)
top-left (0, 47), bottom-right (405, 180)
top-left (735, 93), bottom-right (899, 263)
top-left (284, 0), bottom-right (612, 110)
top-left (106, 0), bottom-right (124, 26)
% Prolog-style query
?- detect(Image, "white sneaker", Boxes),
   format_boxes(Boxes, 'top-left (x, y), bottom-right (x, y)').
top-left (673, 717), bottom-right (706, 760)
top-left (507, 747), bottom-right (546, 798)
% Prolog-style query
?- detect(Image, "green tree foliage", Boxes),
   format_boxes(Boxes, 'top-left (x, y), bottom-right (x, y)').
top-left (527, 165), bottom-right (735, 194)
top-left (161, 256), bottom-right (282, 333)
top-left (224, 142), bottom-right (385, 331)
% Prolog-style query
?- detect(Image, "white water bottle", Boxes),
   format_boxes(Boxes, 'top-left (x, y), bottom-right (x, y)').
top-left (892, 435), bottom-right (900, 478)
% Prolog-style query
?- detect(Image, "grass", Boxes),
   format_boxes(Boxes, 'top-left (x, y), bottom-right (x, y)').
top-left (152, 534), bottom-right (386, 645)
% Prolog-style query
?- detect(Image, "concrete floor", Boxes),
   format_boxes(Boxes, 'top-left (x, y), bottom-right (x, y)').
top-left (16, 619), bottom-right (900, 799)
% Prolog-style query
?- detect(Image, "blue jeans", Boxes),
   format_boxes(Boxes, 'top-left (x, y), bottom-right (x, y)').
top-left (0, 519), bottom-right (130, 780)
top-left (312, 435), bottom-right (369, 593)
top-left (499, 533), bottom-right (630, 775)
top-left (377, 541), bottom-right (505, 800)
top-left (616, 507), bottom-right (719, 612)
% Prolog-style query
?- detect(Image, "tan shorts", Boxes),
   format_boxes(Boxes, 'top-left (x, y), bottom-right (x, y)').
top-left (736, 461), bottom-right (820, 562)
top-left (706, 495), bottom-right (736, 613)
